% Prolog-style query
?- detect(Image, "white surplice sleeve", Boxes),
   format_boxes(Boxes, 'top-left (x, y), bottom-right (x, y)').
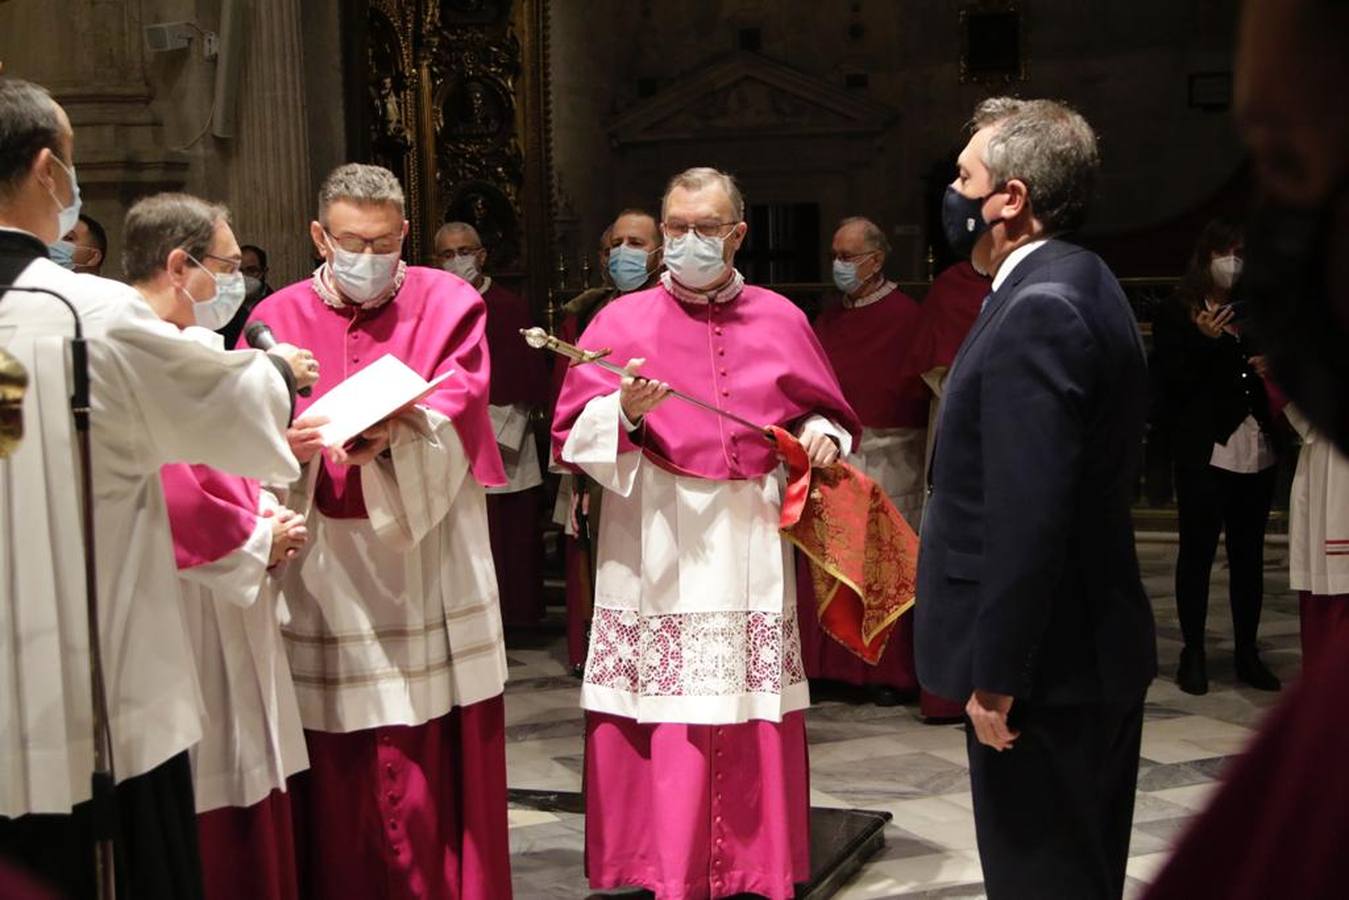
top-left (361, 407), bottom-right (471, 552)
top-left (99, 296), bottom-right (300, 486)
top-left (561, 390), bottom-right (641, 497)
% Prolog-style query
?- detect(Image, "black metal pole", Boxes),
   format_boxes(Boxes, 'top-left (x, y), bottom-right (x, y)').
top-left (0, 284), bottom-right (116, 900)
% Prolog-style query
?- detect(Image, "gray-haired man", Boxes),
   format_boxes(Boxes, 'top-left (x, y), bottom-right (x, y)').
top-left (241, 162), bottom-right (514, 898)
top-left (916, 98), bottom-right (1156, 897)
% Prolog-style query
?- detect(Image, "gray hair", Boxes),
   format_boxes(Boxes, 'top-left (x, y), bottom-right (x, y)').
top-left (970, 97), bottom-right (1099, 233)
top-left (435, 220), bottom-right (481, 246)
top-left (0, 78), bottom-right (64, 202)
top-left (661, 167), bottom-right (745, 222)
top-left (122, 192), bottom-right (228, 284)
top-left (318, 163), bottom-right (405, 224)
top-left (837, 216), bottom-right (892, 256)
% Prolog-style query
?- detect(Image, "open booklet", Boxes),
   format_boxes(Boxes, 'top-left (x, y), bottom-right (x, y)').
top-left (303, 353), bottom-right (454, 448)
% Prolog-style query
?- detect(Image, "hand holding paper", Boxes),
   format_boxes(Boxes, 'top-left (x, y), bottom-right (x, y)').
top-left (302, 354), bottom-right (454, 452)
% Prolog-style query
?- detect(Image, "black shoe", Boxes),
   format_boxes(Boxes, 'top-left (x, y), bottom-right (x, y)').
top-left (1176, 646), bottom-right (1208, 695)
top-left (867, 685), bottom-right (906, 707)
top-left (1235, 647), bottom-right (1282, 691)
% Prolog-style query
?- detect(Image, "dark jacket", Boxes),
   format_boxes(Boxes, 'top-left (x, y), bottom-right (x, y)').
top-left (916, 240), bottom-right (1157, 705)
top-left (1150, 299), bottom-right (1281, 467)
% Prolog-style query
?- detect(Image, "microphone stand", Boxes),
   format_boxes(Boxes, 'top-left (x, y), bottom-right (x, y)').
top-left (0, 284), bottom-right (117, 900)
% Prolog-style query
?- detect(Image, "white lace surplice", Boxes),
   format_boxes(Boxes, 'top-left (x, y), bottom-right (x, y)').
top-left (280, 408), bottom-right (508, 734)
top-left (563, 391), bottom-right (850, 725)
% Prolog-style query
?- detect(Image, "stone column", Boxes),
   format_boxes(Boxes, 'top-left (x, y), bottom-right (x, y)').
top-left (223, 0), bottom-right (315, 286)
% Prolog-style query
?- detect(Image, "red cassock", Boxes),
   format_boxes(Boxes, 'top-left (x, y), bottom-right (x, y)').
top-left (482, 282), bottom-right (550, 627)
top-left (905, 261), bottom-right (990, 377)
top-left (1144, 646), bottom-right (1349, 900)
top-left (812, 287), bottom-right (928, 430)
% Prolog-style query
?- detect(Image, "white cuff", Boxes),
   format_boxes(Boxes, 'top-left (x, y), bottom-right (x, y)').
top-left (797, 413), bottom-right (853, 458)
top-left (562, 390), bottom-right (640, 498)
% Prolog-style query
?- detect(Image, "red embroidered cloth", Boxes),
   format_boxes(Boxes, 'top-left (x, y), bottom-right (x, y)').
top-left (771, 427), bottom-right (918, 664)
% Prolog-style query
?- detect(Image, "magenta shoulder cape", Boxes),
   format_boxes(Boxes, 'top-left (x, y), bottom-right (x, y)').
top-left (160, 463), bottom-right (261, 570)
top-left (244, 266), bottom-right (506, 518)
top-left (552, 284), bottom-right (860, 480)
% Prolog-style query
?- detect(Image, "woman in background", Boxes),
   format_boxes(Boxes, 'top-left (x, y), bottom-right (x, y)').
top-left (1152, 218), bottom-right (1282, 695)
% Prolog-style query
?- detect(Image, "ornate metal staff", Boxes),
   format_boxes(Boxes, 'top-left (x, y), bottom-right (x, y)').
top-left (521, 326), bottom-right (770, 437)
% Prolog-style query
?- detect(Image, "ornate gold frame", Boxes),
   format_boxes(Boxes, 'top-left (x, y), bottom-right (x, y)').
top-left (362, 0), bottom-right (554, 313)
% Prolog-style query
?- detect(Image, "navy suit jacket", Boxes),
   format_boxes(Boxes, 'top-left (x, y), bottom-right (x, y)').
top-left (915, 239), bottom-right (1157, 705)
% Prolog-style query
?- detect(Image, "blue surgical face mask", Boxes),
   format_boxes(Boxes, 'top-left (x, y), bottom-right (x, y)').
top-left (663, 232), bottom-right (729, 290)
top-left (48, 239), bottom-right (78, 270)
top-left (608, 244), bottom-right (654, 292)
top-left (832, 258), bottom-right (863, 295)
top-left (182, 253), bottom-right (248, 330)
top-left (47, 156), bottom-right (82, 239)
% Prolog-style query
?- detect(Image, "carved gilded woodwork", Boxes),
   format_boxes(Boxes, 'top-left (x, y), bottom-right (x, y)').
top-left (363, 0), bottom-right (553, 306)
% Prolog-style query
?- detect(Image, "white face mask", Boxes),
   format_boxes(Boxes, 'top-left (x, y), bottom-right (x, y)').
top-left (327, 238), bottom-right (402, 304)
top-left (441, 254), bottom-right (481, 285)
top-left (663, 232), bottom-right (729, 290)
top-left (47, 156), bottom-right (82, 239)
top-left (1210, 254), bottom-right (1243, 290)
top-left (181, 254), bottom-right (248, 330)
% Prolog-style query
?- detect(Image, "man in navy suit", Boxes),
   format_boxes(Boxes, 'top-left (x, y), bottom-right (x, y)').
top-left (916, 98), bottom-right (1156, 898)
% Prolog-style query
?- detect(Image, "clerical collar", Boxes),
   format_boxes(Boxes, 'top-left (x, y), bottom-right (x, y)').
top-left (475, 275), bottom-right (492, 296)
top-left (312, 260), bottom-right (408, 311)
top-left (660, 269), bottom-right (745, 305)
top-left (844, 280), bottom-right (896, 310)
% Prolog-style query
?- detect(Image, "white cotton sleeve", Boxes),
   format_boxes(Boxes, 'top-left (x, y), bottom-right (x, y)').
top-left (561, 390), bottom-right (641, 498)
top-left (178, 492), bottom-right (275, 608)
top-left (100, 294), bottom-right (300, 485)
top-left (361, 407), bottom-right (470, 551)
top-left (797, 413), bottom-right (854, 458)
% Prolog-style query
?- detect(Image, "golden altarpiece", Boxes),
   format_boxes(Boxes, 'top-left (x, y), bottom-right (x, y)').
top-left (355, 0), bottom-right (554, 318)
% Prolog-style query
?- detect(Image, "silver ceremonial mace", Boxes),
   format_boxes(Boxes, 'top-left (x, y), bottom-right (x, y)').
top-left (521, 327), bottom-right (770, 437)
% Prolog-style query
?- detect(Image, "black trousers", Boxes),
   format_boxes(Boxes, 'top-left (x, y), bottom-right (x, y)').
top-left (967, 698), bottom-right (1145, 899)
top-left (1173, 463), bottom-right (1276, 650)
top-left (0, 751), bottom-right (203, 900)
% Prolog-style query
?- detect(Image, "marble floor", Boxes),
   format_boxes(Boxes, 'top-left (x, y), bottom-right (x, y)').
top-left (502, 540), bottom-right (1299, 899)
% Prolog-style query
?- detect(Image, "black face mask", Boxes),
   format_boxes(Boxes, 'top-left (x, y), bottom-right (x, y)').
top-left (1239, 176), bottom-right (1349, 455)
top-left (941, 185), bottom-right (996, 258)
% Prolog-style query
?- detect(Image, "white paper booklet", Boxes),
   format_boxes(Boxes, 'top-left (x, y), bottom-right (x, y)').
top-left (304, 353), bottom-right (454, 447)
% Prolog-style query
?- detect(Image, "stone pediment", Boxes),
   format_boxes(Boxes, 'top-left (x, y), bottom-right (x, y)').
top-left (609, 52), bottom-right (896, 145)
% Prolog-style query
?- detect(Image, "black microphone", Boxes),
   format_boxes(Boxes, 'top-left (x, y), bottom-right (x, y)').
top-left (244, 320), bottom-right (312, 397)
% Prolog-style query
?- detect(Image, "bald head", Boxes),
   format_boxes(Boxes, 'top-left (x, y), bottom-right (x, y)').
top-left (434, 220), bottom-right (487, 286)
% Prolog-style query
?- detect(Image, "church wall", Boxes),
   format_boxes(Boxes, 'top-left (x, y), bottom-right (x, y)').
top-left (548, 0), bottom-right (1243, 281)
top-left (0, 0), bottom-right (344, 286)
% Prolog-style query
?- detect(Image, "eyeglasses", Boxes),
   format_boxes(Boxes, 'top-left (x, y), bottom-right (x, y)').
top-left (435, 246), bottom-right (483, 260)
top-left (199, 252), bottom-right (241, 275)
top-left (325, 229), bottom-right (403, 255)
top-left (833, 250), bottom-right (880, 263)
top-left (661, 221), bottom-right (739, 239)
